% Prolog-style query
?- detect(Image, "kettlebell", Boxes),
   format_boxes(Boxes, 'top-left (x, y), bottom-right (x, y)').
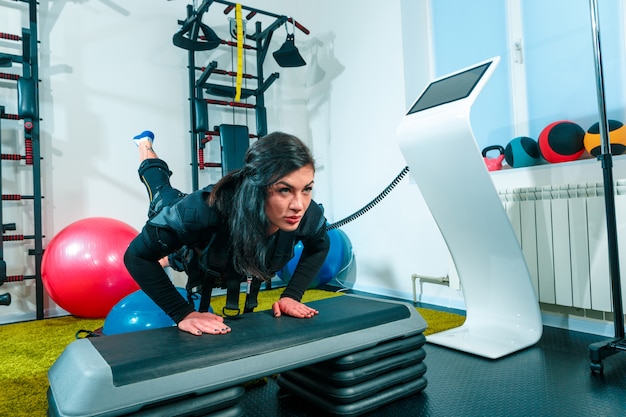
top-left (481, 145), bottom-right (505, 171)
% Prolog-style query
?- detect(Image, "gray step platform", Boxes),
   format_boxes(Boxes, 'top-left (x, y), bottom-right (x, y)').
top-left (319, 333), bottom-right (426, 371)
top-left (277, 333), bottom-right (428, 416)
top-left (278, 366), bottom-right (428, 416)
top-left (47, 294), bottom-right (427, 417)
top-left (291, 347), bottom-right (427, 387)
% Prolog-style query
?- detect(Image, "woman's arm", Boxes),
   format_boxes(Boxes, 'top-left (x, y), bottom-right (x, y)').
top-left (280, 200), bottom-right (331, 304)
top-left (124, 224), bottom-right (195, 323)
top-left (124, 225), bottom-right (231, 335)
top-left (280, 228), bottom-right (330, 302)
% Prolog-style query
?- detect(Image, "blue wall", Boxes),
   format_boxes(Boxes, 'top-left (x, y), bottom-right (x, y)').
top-left (431, 0), bottom-right (513, 150)
top-left (429, 0), bottom-right (626, 148)
top-left (522, 0), bottom-right (626, 135)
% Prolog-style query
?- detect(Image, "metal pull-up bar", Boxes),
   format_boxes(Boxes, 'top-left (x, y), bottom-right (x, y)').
top-left (2, 194), bottom-right (38, 200)
top-left (0, 32), bottom-right (21, 42)
top-left (204, 98), bottom-right (255, 109)
top-left (0, 73), bottom-right (20, 81)
top-left (3, 234), bottom-right (40, 242)
top-left (203, 0), bottom-right (310, 34)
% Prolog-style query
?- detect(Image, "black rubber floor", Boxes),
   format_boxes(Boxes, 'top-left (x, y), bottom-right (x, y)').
top-left (240, 326), bottom-right (626, 417)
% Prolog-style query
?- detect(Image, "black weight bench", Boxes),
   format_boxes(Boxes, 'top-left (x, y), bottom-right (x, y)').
top-left (47, 294), bottom-right (428, 417)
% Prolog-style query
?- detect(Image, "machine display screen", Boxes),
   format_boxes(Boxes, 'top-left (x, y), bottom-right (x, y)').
top-left (407, 62), bottom-right (492, 114)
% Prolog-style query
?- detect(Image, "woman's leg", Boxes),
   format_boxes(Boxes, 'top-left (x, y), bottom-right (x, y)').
top-left (133, 131), bottom-right (185, 218)
top-left (134, 130), bottom-right (158, 162)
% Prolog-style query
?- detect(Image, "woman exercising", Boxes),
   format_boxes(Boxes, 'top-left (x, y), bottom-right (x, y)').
top-left (123, 131), bottom-right (330, 336)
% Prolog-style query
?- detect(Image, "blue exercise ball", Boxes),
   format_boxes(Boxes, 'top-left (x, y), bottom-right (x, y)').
top-left (103, 287), bottom-right (206, 335)
top-left (278, 228), bottom-right (353, 288)
top-left (504, 136), bottom-right (541, 168)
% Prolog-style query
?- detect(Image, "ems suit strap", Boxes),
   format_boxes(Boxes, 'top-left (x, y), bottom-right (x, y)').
top-left (244, 277), bottom-right (263, 313)
top-left (222, 275), bottom-right (263, 316)
top-left (223, 274), bottom-right (242, 317)
top-left (198, 272), bottom-right (216, 313)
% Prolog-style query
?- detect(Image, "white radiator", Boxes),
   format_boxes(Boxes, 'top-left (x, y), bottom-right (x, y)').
top-left (498, 180), bottom-right (626, 312)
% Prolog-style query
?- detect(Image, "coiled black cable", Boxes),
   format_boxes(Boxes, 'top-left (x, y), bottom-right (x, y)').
top-left (327, 166), bottom-right (410, 230)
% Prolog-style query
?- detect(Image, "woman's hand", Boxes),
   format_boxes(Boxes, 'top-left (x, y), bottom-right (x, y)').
top-left (177, 311), bottom-right (231, 335)
top-left (272, 297), bottom-right (319, 318)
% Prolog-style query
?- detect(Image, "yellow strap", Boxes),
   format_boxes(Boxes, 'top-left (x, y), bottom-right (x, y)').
top-left (234, 3), bottom-right (244, 102)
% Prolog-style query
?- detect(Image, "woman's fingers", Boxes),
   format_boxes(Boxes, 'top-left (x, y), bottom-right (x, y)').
top-left (178, 311), bottom-right (231, 335)
top-left (273, 298), bottom-right (319, 318)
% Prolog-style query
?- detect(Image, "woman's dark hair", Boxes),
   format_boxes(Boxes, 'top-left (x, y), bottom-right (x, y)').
top-left (209, 132), bottom-right (316, 278)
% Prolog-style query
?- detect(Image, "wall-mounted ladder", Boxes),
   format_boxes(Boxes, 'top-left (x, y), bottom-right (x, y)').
top-left (0, 0), bottom-right (44, 319)
top-left (173, 0), bottom-right (309, 190)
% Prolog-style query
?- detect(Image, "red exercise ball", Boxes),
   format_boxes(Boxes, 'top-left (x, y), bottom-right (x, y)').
top-left (42, 217), bottom-right (140, 318)
top-left (538, 120), bottom-right (585, 163)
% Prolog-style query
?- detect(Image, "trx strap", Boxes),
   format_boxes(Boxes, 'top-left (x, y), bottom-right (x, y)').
top-left (273, 19), bottom-right (306, 68)
top-left (233, 3), bottom-right (244, 102)
top-left (173, 11), bottom-right (222, 51)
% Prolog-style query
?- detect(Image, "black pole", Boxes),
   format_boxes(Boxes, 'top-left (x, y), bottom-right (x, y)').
top-left (25, 0), bottom-right (44, 320)
top-left (183, 4), bottom-right (200, 191)
top-left (588, 0), bottom-right (626, 373)
top-left (0, 105), bottom-right (7, 307)
top-left (254, 21), bottom-right (268, 138)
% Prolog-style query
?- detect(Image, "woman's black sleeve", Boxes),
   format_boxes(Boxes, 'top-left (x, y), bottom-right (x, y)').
top-left (124, 190), bottom-right (219, 323)
top-left (123, 224), bottom-right (195, 323)
top-left (281, 205), bottom-right (330, 302)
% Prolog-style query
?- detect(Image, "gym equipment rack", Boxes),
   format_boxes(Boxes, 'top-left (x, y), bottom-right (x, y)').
top-left (0, 0), bottom-right (44, 318)
top-left (173, 0), bottom-right (309, 190)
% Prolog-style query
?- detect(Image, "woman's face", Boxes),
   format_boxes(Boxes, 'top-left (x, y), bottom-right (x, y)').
top-left (265, 165), bottom-right (315, 234)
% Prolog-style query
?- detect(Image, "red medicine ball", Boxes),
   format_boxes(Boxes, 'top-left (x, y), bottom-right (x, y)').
top-left (538, 120), bottom-right (585, 163)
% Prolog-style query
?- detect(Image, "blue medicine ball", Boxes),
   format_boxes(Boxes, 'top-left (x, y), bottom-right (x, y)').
top-left (103, 287), bottom-right (206, 335)
top-left (279, 228), bottom-right (353, 288)
top-left (504, 136), bottom-right (541, 168)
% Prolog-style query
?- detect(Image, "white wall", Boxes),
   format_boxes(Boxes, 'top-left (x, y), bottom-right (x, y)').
top-left (3, 1), bottom-right (623, 330)
top-left (2, 1), bottom-right (202, 321)
top-left (0, 0), bottom-right (462, 324)
top-left (301, 0), bottom-right (453, 304)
